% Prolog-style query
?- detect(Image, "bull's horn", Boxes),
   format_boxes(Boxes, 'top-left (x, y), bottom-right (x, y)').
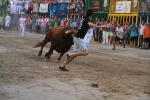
top-left (65, 30), bottom-right (71, 34)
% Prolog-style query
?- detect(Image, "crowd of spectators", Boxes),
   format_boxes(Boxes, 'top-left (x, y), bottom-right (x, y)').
top-left (1, 14), bottom-right (150, 50)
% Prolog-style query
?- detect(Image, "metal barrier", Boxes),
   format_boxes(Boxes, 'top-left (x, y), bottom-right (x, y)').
top-left (138, 0), bottom-right (150, 24)
top-left (109, 14), bottom-right (138, 24)
top-left (139, 13), bottom-right (150, 24)
top-left (93, 12), bottom-right (108, 23)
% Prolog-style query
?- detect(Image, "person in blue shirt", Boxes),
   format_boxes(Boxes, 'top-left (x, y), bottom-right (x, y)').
top-left (12, 15), bottom-right (18, 31)
top-left (32, 16), bottom-right (36, 33)
top-left (129, 22), bottom-right (138, 48)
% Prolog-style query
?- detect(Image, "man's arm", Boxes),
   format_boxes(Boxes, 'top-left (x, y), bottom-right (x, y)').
top-left (88, 22), bottom-right (101, 28)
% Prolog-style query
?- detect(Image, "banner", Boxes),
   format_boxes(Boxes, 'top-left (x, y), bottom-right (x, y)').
top-left (39, 4), bottom-right (48, 13)
top-left (116, 1), bottom-right (131, 13)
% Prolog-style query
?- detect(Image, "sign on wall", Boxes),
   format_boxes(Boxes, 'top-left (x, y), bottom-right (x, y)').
top-left (39, 4), bottom-right (48, 13)
top-left (116, 1), bottom-right (131, 13)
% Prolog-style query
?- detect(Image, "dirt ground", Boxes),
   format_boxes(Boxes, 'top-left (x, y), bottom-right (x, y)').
top-left (0, 31), bottom-right (150, 100)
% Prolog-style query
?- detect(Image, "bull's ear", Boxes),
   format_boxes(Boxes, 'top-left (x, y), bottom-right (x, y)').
top-left (65, 30), bottom-right (71, 34)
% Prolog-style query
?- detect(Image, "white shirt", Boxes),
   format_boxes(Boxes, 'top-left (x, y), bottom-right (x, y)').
top-left (5, 16), bottom-right (11, 22)
top-left (19, 17), bottom-right (26, 25)
top-left (85, 27), bottom-right (94, 37)
top-left (116, 27), bottom-right (124, 39)
top-left (13, 0), bottom-right (18, 5)
top-left (60, 20), bottom-right (64, 27)
top-left (139, 24), bottom-right (145, 35)
top-left (36, 19), bottom-right (41, 25)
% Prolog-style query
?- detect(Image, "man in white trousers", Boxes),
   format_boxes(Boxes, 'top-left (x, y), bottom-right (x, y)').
top-left (84, 27), bottom-right (94, 47)
top-left (103, 27), bottom-right (109, 44)
top-left (5, 14), bottom-right (11, 31)
top-left (19, 15), bottom-right (26, 36)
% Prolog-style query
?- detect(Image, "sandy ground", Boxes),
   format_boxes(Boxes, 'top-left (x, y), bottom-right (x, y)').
top-left (0, 31), bottom-right (150, 100)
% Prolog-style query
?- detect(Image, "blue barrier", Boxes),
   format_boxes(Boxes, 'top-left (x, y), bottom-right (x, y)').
top-left (50, 3), bottom-right (67, 19)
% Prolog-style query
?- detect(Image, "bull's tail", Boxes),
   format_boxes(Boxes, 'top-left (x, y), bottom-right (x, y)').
top-left (33, 42), bottom-right (43, 48)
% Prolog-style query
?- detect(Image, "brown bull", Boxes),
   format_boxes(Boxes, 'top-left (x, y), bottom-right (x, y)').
top-left (33, 27), bottom-right (77, 62)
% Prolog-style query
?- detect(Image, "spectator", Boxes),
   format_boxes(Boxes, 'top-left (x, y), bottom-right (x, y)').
top-left (103, 26), bottom-right (109, 44)
top-left (54, 18), bottom-right (58, 27)
top-left (32, 16), bottom-right (36, 33)
top-left (138, 20), bottom-right (145, 49)
top-left (63, 18), bottom-right (67, 27)
top-left (0, 15), bottom-right (4, 30)
top-left (40, 17), bottom-right (47, 35)
top-left (12, 15), bottom-right (18, 31)
top-left (25, 16), bottom-right (31, 33)
top-left (129, 23), bottom-right (138, 48)
top-left (5, 14), bottom-right (11, 31)
top-left (126, 22), bottom-right (131, 46)
top-left (19, 15), bottom-right (26, 36)
top-left (36, 16), bottom-right (41, 34)
top-left (60, 18), bottom-right (64, 27)
top-left (72, 19), bottom-right (77, 30)
top-left (143, 23), bottom-right (150, 50)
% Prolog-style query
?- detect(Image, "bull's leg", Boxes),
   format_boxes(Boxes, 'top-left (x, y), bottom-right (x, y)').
top-left (56, 53), bottom-right (65, 63)
top-left (45, 47), bottom-right (53, 61)
top-left (38, 40), bottom-right (48, 56)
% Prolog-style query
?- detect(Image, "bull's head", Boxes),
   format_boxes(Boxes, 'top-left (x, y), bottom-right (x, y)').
top-left (65, 29), bottom-right (77, 38)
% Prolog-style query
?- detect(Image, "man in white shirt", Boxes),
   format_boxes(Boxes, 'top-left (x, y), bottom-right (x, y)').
top-left (84, 27), bottom-right (94, 47)
top-left (5, 14), bottom-right (11, 31)
top-left (19, 15), bottom-right (26, 36)
top-left (138, 20), bottom-right (145, 48)
top-left (112, 23), bottom-right (125, 50)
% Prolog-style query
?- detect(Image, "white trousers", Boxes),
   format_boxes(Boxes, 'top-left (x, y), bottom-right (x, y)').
top-left (5, 21), bottom-right (10, 27)
top-left (103, 33), bottom-right (108, 44)
top-left (84, 35), bottom-right (92, 47)
top-left (20, 24), bottom-right (25, 36)
top-left (11, 5), bottom-right (17, 14)
top-left (17, 5), bottom-right (22, 14)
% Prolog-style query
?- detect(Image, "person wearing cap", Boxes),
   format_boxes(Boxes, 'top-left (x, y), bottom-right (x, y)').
top-left (59, 9), bottom-right (102, 71)
top-left (143, 23), bottom-right (150, 50)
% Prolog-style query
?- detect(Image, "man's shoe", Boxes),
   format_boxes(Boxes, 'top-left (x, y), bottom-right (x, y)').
top-left (59, 66), bottom-right (69, 71)
top-left (112, 48), bottom-right (115, 50)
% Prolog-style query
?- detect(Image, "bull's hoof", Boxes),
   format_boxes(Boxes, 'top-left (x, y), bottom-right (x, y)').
top-left (38, 51), bottom-right (42, 56)
top-left (45, 58), bottom-right (49, 61)
top-left (56, 60), bottom-right (60, 63)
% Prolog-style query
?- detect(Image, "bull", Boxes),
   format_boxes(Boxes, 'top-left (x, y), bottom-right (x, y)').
top-left (33, 27), bottom-right (77, 62)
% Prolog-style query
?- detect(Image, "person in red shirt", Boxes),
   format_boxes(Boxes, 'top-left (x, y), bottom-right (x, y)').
top-left (143, 23), bottom-right (150, 49)
top-left (63, 18), bottom-right (68, 27)
top-left (25, 16), bottom-right (31, 33)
